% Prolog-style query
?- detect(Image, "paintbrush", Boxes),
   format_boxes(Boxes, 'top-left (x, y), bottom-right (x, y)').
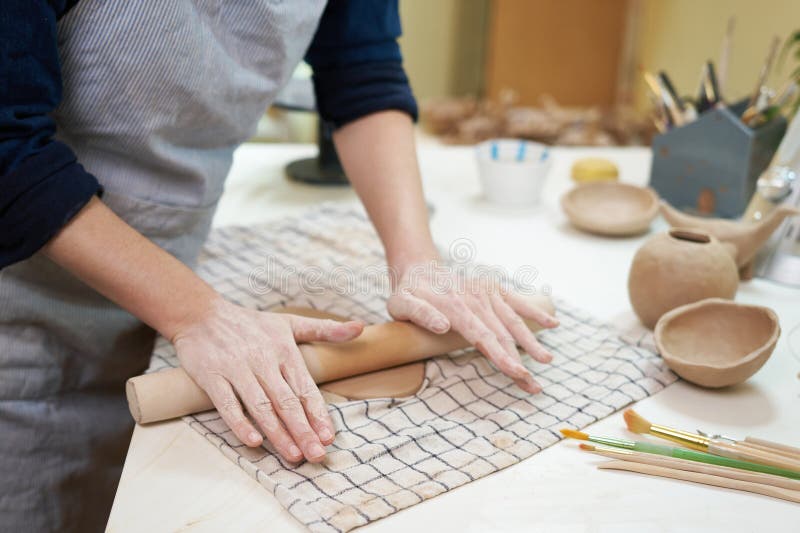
top-left (579, 443), bottom-right (800, 491)
top-left (624, 409), bottom-right (800, 473)
top-left (746, 36), bottom-right (780, 110)
top-left (697, 429), bottom-right (800, 461)
top-left (597, 460), bottom-right (800, 504)
top-left (559, 428), bottom-right (800, 480)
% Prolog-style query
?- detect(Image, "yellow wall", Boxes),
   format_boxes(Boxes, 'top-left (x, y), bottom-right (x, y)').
top-left (398, 0), bottom-right (488, 101)
top-left (635, 0), bottom-right (800, 109)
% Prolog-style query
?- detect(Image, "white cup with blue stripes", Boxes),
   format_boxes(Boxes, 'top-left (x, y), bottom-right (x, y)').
top-left (476, 138), bottom-right (551, 206)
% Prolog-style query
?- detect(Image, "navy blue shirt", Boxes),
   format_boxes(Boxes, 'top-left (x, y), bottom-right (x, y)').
top-left (0, 0), bottom-right (417, 269)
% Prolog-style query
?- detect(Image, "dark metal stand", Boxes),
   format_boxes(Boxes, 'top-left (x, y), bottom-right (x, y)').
top-left (285, 120), bottom-right (348, 185)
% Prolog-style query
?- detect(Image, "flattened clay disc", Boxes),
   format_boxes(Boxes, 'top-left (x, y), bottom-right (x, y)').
top-left (272, 306), bottom-right (427, 399)
top-left (320, 362), bottom-right (426, 400)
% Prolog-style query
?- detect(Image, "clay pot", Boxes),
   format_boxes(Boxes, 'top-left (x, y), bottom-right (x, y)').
top-left (654, 298), bottom-right (780, 388)
top-left (628, 229), bottom-right (739, 329)
top-left (659, 201), bottom-right (800, 279)
top-left (561, 182), bottom-right (660, 236)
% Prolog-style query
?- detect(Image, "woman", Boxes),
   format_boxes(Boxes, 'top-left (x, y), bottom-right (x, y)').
top-left (0, 1), bottom-right (557, 531)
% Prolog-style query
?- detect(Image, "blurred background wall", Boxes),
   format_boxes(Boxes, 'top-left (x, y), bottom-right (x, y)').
top-left (398, 0), bottom-right (800, 107)
top-left (263, 0), bottom-right (800, 144)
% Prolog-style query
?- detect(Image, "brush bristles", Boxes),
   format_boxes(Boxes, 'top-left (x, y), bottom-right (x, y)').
top-left (579, 443), bottom-right (595, 451)
top-left (560, 428), bottom-right (589, 440)
top-left (623, 409), bottom-right (652, 434)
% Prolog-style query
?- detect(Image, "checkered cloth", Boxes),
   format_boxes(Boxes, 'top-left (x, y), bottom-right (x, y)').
top-left (147, 203), bottom-right (676, 532)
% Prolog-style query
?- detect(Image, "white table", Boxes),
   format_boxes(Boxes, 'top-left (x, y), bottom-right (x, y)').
top-left (107, 142), bottom-right (800, 532)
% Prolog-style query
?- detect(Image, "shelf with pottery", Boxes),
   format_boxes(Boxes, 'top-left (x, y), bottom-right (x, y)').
top-left (108, 142), bottom-right (800, 532)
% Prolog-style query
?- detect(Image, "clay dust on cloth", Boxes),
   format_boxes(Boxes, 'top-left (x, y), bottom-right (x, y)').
top-left (146, 203), bottom-right (676, 532)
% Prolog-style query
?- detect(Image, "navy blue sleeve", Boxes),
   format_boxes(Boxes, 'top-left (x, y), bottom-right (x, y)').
top-left (304, 0), bottom-right (418, 128)
top-left (0, 1), bottom-right (100, 269)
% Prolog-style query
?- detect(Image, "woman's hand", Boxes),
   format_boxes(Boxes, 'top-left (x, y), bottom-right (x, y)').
top-left (172, 297), bottom-right (363, 463)
top-left (387, 262), bottom-right (558, 394)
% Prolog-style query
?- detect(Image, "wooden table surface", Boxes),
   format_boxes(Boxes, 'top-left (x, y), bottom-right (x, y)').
top-left (107, 142), bottom-right (800, 532)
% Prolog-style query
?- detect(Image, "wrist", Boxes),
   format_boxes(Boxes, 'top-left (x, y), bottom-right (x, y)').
top-left (386, 241), bottom-right (440, 274)
top-left (165, 287), bottom-right (226, 344)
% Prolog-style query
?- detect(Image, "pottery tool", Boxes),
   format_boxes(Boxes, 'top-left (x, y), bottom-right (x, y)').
top-left (718, 16), bottom-right (735, 95)
top-left (643, 70), bottom-right (680, 128)
top-left (696, 61), bottom-right (722, 113)
top-left (624, 409), bottom-right (800, 472)
top-left (655, 71), bottom-right (685, 127)
top-left (597, 460), bottom-right (800, 504)
top-left (127, 297), bottom-right (556, 424)
top-left (579, 443), bottom-right (800, 491)
top-left (559, 428), bottom-right (800, 480)
top-left (746, 36), bottom-right (781, 111)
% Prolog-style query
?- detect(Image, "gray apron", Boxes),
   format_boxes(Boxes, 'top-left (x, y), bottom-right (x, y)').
top-left (0, 1), bottom-right (326, 531)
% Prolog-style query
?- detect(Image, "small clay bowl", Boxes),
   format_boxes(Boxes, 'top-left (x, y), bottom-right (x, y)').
top-left (561, 182), bottom-right (659, 236)
top-left (654, 298), bottom-right (780, 388)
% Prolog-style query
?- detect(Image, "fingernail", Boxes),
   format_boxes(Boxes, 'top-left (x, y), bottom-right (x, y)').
top-left (319, 427), bottom-right (333, 442)
top-left (308, 443), bottom-right (326, 460)
top-left (433, 319), bottom-right (448, 333)
top-left (249, 431), bottom-right (262, 444)
top-left (288, 445), bottom-right (302, 459)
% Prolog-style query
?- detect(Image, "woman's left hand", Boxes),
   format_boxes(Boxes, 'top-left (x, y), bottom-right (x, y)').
top-left (386, 261), bottom-right (558, 394)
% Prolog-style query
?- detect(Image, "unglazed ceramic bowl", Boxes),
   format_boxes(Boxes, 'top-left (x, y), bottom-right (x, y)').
top-left (561, 182), bottom-right (659, 236)
top-left (654, 298), bottom-right (780, 388)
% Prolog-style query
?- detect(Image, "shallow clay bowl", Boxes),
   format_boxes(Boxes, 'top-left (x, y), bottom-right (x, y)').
top-left (654, 298), bottom-right (780, 388)
top-left (561, 182), bottom-right (659, 236)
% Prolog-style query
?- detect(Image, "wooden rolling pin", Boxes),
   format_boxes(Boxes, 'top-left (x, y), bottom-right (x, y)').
top-left (126, 295), bottom-right (555, 424)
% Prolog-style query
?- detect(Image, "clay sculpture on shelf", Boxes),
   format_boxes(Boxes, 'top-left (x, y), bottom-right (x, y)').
top-left (654, 298), bottom-right (780, 388)
top-left (561, 182), bottom-right (659, 237)
top-left (659, 201), bottom-right (800, 279)
top-left (126, 295), bottom-right (556, 424)
top-left (628, 229), bottom-right (739, 329)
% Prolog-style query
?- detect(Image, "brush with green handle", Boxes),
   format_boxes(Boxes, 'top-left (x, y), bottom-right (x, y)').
top-left (560, 429), bottom-right (800, 480)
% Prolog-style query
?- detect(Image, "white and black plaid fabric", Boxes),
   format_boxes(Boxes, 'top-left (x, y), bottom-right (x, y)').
top-left (146, 203), bottom-right (676, 532)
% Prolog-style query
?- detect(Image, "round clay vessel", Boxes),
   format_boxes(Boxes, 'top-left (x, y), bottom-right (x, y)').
top-left (654, 298), bottom-right (780, 388)
top-left (628, 228), bottom-right (739, 329)
top-left (561, 182), bottom-right (659, 236)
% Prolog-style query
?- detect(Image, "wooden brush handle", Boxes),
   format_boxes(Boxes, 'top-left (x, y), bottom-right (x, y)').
top-left (126, 296), bottom-right (555, 424)
top-left (598, 460), bottom-right (800, 504)
top-left (744, 437), bottom-right (800, 460)
top-left (710, 442), bottom-right (800, 474)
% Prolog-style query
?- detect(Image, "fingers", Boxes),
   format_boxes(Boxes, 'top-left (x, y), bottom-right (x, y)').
top-left (231, 369), bottom-right (304, 462)
top-left (491, 293), bottom-right (554, 364)
top-left (258, 362), bottom-right (327, 463)
top-left (280, 348), bottom-right (336, 446)
top-left (505, 292), bottom-right (559, 329)
top-left (203, 375), bottom-right (264, 448)
top-left (444, 297), bottom-right (539, 393)
top-left (387, 293), bottom-right (450, 334)
top-left (289, 316), bottom-right (364, 343)
top-left (469, 294), bottom-right (541, 393)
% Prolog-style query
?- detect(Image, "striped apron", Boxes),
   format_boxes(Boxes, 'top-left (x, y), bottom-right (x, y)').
top-left (0, 1), bottom-right (326, 531)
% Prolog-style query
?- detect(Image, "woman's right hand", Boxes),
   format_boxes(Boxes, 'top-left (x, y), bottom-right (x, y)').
top-left (172, 296), bottom-right (364, 463)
